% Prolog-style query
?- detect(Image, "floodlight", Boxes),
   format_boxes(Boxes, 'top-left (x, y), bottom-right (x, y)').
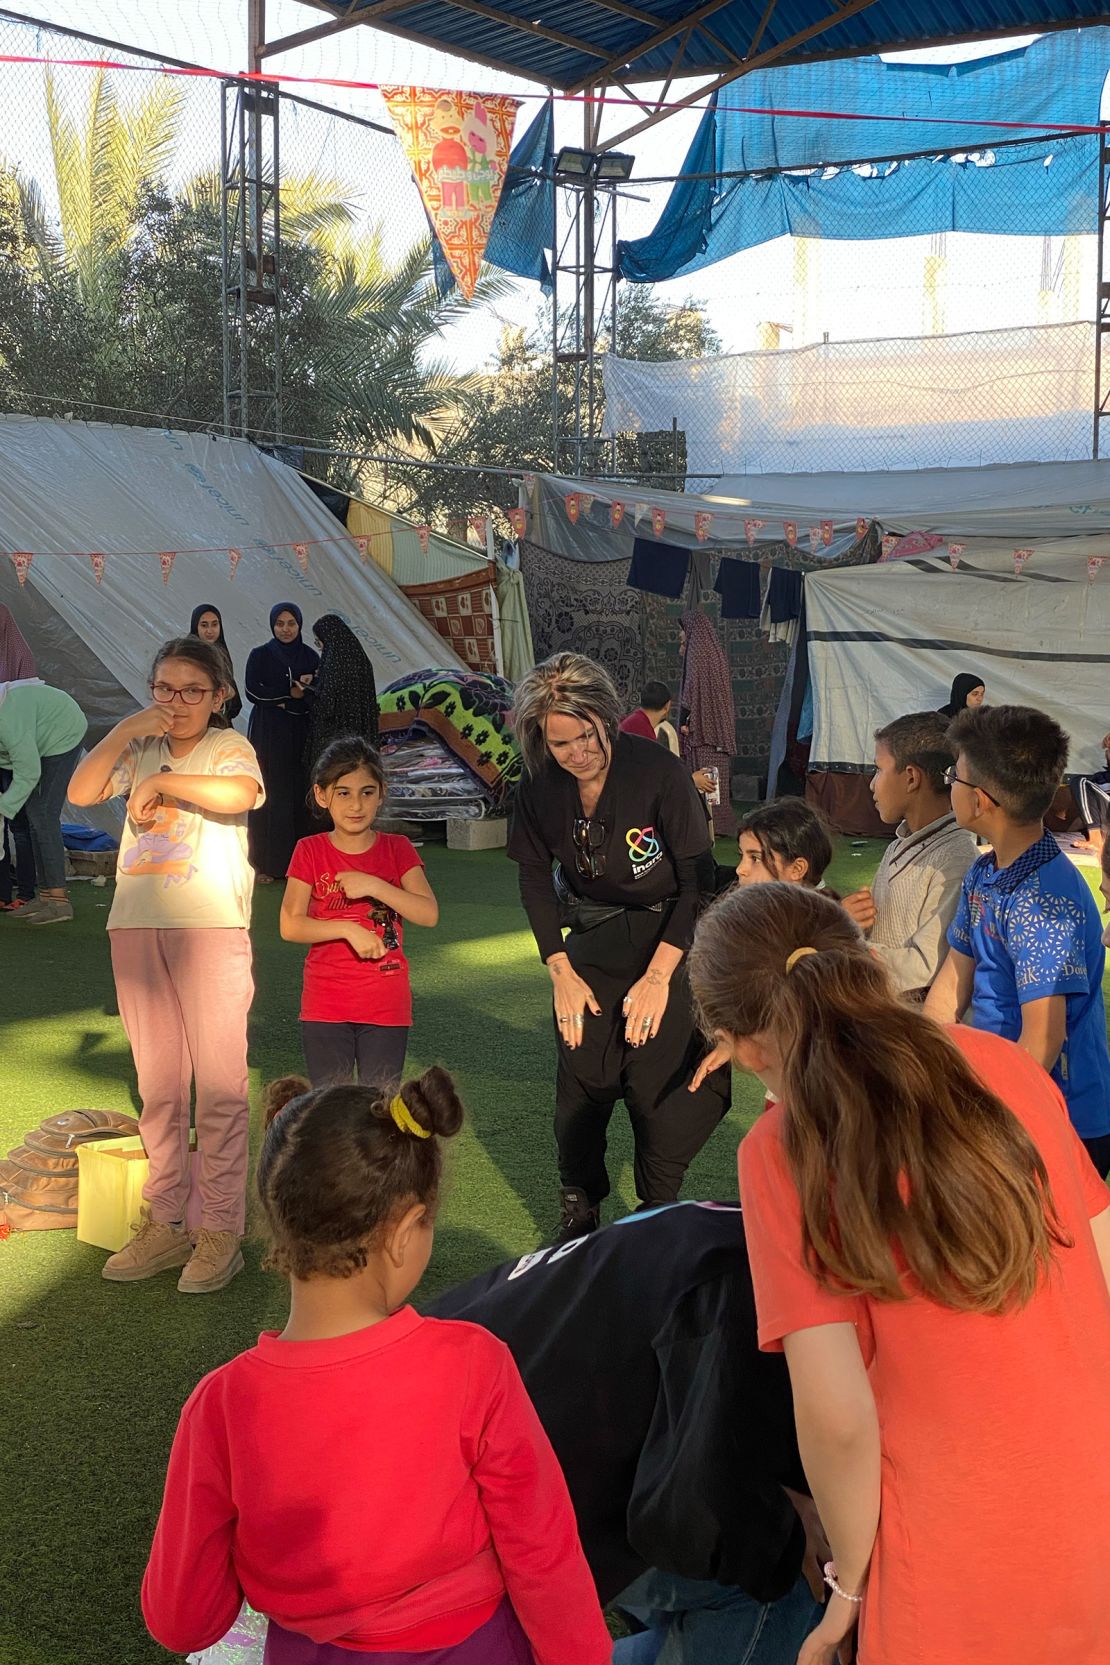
top-left (595, 151), bottom-right (634, 182)
top-left (555, 146), bottom-right (594, 179)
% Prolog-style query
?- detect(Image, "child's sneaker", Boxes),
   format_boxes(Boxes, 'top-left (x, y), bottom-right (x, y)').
top-left (25, 898), bottom-right (74, 925)
top-left (102, 1209), bottom-right (191, 1281)
top-left (178, 1230), bottom-right (244, 1294)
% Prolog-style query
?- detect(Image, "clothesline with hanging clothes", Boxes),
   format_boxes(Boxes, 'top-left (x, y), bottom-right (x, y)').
top-left (624, 538), bottom-right (805, 645)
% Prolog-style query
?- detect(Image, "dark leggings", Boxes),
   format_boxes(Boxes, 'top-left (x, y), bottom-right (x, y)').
top-left (1082, 1132), bottom-right (1110, 1181)
top-left (301, 1021), bottom-right (408, 1091)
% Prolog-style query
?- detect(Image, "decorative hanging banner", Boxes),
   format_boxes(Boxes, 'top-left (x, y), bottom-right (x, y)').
top-left (579, 493), bottom-right (595, 519)
top-left (807, 525), bottom-right (821, 554)
top-left (509, 507), bottom-right (527, 538)
top-left (293, 542), bottom-right (310, 574)
top-left (89, 551), bottom-right (106, 585)
top-left (1012, 547), bottom-right (1033, 576)
top-left (610, 501), bottom-right (626, 531)
top-left (651, 507), bottom-right (667, 538)
top-left (744, 518), bottom-right (764, 547)
top-left (1088, 556), bottom-right (1107, 582)
top-left (354, 537), bottom-right (369, 564)
top-left (694, 510), bottom-right (713, 543)
top-left (417, 525), bottom-right (431, 554)
top-left (856, 517), bottom-right (868, 539)
top-left (468, 513), bottom-right (488, 543)
top-left (783, 520), bottom-right (797, 547)
top-left (9, 550), bottom-right (32, 587)
top-left (821, 520), bottom-right (834, 547)
top-left (228, 547), bottom-right (242, 581)
top-left (380, 86), bottom-right (520, 302)
top-left (159, 551), bottom-right (176, 585)
top-left (948, 543), bottom-right (965, 571)
top-left (522, 472), bottom-right (537, 495)
top-left (634, 502), bottom-right (649, 527)
top-left (565, 493), bottom-right (581, 525)
top-left (879, 534), bottom-right (900, 561)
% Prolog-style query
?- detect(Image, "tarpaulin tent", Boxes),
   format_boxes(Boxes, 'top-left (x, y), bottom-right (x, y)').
top-left (0, 417), bottom-right (461, 743)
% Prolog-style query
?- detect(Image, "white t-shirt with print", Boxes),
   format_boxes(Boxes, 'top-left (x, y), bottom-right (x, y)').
top-left (106, 727), bottom-right (265, 930)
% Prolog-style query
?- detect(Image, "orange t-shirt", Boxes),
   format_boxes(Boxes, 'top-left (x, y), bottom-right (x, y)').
top-left (738, 1025), bottom-right (1110, 1665)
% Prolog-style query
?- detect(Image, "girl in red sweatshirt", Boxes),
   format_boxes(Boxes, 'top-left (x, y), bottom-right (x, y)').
top-left (142, 1069), bottom-right (611, 1665)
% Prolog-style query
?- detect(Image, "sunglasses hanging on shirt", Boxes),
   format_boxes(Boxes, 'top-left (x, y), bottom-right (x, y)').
top-left (572, 817), bottom-right (608, 879)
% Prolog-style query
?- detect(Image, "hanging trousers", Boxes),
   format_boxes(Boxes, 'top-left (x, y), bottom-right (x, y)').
top-left (554, 908), bottom-right (730, 1208)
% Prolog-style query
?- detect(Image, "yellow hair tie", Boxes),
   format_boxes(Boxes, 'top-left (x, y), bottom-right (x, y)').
top-left (785, 946), bottom-right (819, 973)
top-left (390, 1094), bottom-right (431, 1139)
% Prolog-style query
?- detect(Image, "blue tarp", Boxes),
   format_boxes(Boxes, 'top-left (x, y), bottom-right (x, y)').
top-left (433, 100), bottom-right (554, 299)
top-left (615, 30), bottom-right (1110, 282)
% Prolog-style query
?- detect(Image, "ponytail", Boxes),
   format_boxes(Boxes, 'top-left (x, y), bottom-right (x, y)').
top-left (689, 883), bottom-right (1068, 1313)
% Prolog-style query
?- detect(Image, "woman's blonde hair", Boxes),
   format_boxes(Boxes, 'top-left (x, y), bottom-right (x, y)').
top-left (511, 652), bottom-right (623, 776)
top-left (689, 883), bottom-right (1069, 1313)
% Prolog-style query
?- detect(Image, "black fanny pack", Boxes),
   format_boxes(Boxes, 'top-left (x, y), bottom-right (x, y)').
top-left (553, 863), bottom-right (672, 934)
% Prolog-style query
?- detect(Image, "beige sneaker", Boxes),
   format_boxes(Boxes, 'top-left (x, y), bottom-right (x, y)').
top-left (102, 1209), bottom-right (191, 1282)
top-left (178, 1230), bottom-right (244, 1294)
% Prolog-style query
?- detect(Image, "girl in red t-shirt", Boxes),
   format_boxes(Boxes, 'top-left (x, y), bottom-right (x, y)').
top-left (281, 737), bottom-right (438, 1088)
top-left (142, 1069), bottom-right (612, 1665)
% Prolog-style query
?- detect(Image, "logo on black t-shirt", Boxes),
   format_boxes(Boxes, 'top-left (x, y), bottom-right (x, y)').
top-left (625, 825), bottom-right (663, 878)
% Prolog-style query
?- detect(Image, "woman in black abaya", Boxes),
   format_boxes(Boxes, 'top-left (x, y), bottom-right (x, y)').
top-left (307, 614), bottom-right (379, 766)
top-left (244, 603), bottom-right (319, 880)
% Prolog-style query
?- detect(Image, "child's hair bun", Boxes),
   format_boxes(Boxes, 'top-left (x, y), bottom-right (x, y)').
top-left (397, 1066), bottom-right (465, 1140)
top-left (263, 1075), bottom-right (311, 1129)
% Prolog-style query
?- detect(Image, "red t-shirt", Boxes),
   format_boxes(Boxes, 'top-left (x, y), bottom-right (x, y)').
top-left (619, 708), bottom-right (657, 741)
top-left (739, 1026), bottom-right (1110, 1665)
top-left (286, 832), bottom-right (423, 1026)
top-left (142, 1308), bottom-right (612, 1663)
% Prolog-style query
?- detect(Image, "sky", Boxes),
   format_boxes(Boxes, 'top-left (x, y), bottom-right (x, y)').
top-left (0, 2), bottom-right (1091, 377)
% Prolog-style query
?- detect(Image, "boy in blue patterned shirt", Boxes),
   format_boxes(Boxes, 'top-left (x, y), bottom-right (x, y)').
top-left (926, 704), bottom-right (1110, 1176)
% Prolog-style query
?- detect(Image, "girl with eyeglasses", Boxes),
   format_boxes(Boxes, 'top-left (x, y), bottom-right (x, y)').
top-left (509, 653), bottom-right (730, 1245)
top-left (69, 636), bottom-right (265, 1295)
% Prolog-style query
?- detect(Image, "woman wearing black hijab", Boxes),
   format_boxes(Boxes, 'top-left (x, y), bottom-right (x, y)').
top-left (244, 603), bottom-right (320, 880)
top-left (307, 613), bottom-right (380, 766)
top-left (189, 603), bottom-right (242, 723)
top-left (939, 672), bottom-right (985, 720)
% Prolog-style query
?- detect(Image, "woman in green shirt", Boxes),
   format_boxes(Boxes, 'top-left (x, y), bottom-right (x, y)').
top-left (0, 680), bottom-right (87, 924)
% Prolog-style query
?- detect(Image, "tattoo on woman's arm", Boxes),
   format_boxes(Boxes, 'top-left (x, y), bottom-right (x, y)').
top-left (645, 969), bottom-right (666, 987)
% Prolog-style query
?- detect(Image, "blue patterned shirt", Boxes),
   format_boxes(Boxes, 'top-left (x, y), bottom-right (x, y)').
top-left (948, 833), bottom-right (1110, 1137)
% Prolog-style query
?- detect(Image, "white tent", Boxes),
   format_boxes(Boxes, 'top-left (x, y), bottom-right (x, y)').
top-left (0, 417), bottom-right (460, 740)
top-left (806, 538), bottom-right (1110, 778)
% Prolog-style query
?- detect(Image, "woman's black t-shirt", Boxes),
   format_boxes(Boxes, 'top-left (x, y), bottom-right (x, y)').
top-left (508, 731), bottom-right (712, 960)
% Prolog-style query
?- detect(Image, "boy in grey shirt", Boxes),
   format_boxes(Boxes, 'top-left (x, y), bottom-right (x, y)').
top-left (843, 711), bottom-right (977, 996)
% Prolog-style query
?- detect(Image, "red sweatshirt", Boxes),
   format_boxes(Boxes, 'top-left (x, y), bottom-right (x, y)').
top-left (142, 1307), bottom-right (611, 1663)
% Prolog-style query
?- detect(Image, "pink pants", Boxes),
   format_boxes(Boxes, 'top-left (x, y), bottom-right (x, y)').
top-left (109, 928), bottom-right (254, 1234)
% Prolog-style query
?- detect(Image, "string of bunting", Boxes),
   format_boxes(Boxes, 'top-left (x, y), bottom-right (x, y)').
top-left (4, 527), bottom-right (443, 586)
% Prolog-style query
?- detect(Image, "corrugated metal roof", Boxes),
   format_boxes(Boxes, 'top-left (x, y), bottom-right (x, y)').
top-left (304, 1), bottom-right (1104, 90)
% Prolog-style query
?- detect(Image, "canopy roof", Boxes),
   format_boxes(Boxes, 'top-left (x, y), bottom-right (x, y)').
top-left (287, 2), bottom-right (1103, 97)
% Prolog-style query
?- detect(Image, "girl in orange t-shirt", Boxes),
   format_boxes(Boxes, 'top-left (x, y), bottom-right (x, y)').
top-left (688, 882), bottom-right (1110, 1665)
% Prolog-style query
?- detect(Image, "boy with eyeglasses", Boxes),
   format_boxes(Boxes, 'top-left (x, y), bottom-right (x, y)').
top-left (926, 705), bottom-right (1110, 1175)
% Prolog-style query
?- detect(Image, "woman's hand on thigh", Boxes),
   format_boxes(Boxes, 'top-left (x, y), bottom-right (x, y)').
top-left (548, 953), bottom-right (601, 1050)
top-left (622, 969), bottom-right (671, 1047)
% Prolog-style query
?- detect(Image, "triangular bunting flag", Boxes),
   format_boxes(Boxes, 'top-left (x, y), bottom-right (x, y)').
top-left (293, 542), bottom-right (310, 574)
top-left (9, 551), bottom-right (32, 586)
top-left (634, 502), bottom-right (649, 527)
top-left (821, 520), bottom-right (834, 547)
top-left (1012, 547), bottom-right (1033, 576)
top-left (159, 551), bottom-right (176, 584)
top-left (856, 517), bottom-right (868, 538)
top-left (469, 513), bottom-right (488, 543)
top-left (417, 525), bottom-right (431, 554)
top-left (1088, 556), bottom-right (1107, 582)
top-left (651, 507), bottom-right (667, 537)
top-left (522, 472), bottom-right (537, 495)
top-left (744, 518), bottom-right (765, 547)
top-left (579, 493), bottom-right (595, 518)
top-left (807, 525), bottom-right (821, 554)
top-left (509, 507), bottom-right (527, 538)
top-left (380, 87), bottom-right (520, 302)
top-left (783, 521), bottom-right (797, 547)
top-left (89, 552), bottom-right (106, 585)
top-left (227, 547), bottom-right (242, 581)
top-left (947, 543), bottom-right (965, 571)
top-left (354, 537), bottom-right (369, 564)
top-left (610, 501), bottom-right (625, 531)
top-left (565, 493), bottom-right (581, 525)
top-left (694, 511), bottom-right (713, 543)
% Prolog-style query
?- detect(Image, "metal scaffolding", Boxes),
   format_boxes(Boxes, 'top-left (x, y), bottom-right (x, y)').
top-left (551, 178), bottom-right (620, 476)
top-left (220, 77), bottom-right (283, 443)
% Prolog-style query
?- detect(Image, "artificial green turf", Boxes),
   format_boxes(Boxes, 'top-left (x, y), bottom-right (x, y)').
top-left (0, 832), bottom-right (882, 1665)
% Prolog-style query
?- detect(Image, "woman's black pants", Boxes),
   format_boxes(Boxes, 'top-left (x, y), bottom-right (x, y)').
top-left (554, 908), bottom-right (730, 1209)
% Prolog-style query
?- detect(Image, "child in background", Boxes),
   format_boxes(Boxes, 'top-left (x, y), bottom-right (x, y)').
top-left (68, 637), bottom-right (263, 1293)
top-left (927, 704), bottom-right (1110, 1176)
top-left (619, 680), bottom-right (673, 743)
top-left (281, 736), bottom-right (438, 1090)
top-left (842, 711), bottom-right (977, 997)
top-left (143, 1068), bottom-right (612, 1665)
top-left (717, 799), bottom-right (835, 896)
